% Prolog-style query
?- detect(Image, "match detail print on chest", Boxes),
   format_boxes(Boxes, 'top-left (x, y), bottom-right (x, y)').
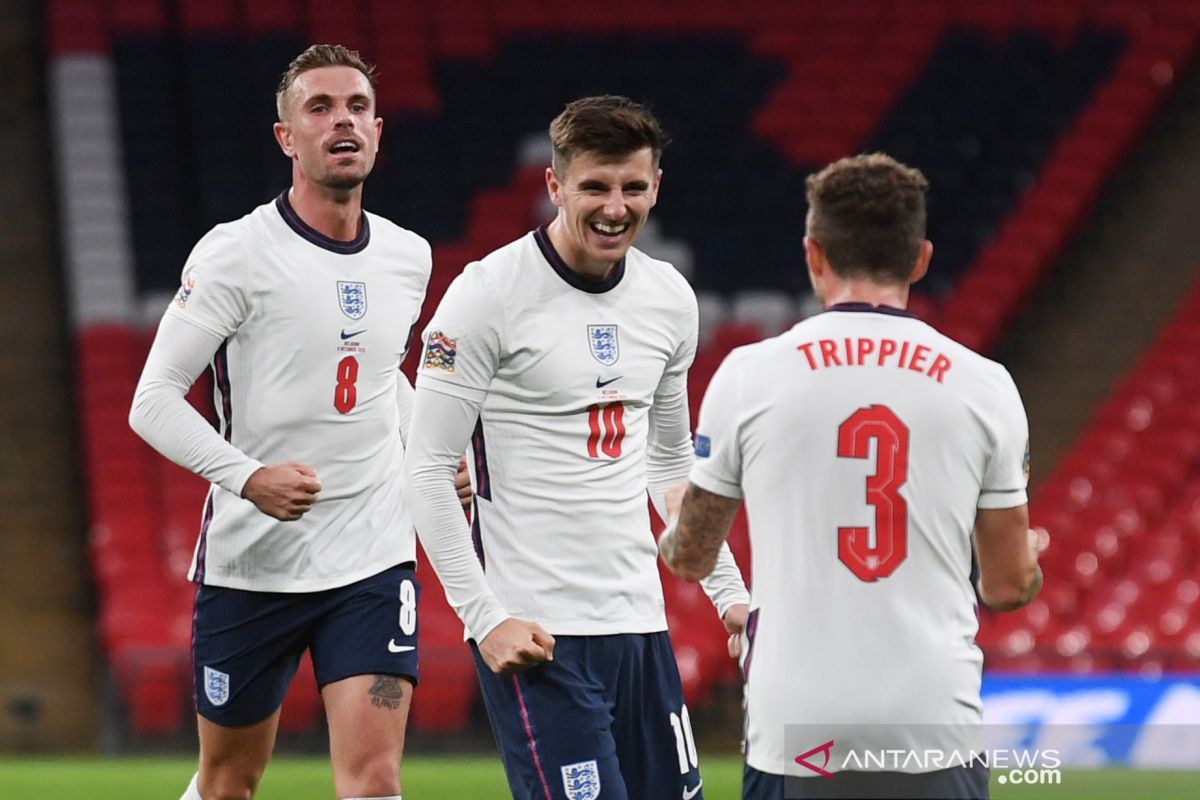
top-left (336, 279), bottom-right (369, 355)
top-left (588, 322), bottom-right (625, 402)
top-left (586, 321), bottom-right (627, 460)
top-left (333, 279), bottom-right (368, 414)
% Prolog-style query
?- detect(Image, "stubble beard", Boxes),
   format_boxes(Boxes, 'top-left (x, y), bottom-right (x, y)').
top-left (319, 168), bottom-right (370, 193)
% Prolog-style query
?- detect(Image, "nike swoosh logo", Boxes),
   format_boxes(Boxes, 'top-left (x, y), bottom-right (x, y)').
top-left (387, 640), bottom-right (415, 653)
top-left (682, 780), bottom-right (703, 799)
top-left (341, 328), bottom-right (367, 340)
top-left (596, 376), bottom-right (623, 388)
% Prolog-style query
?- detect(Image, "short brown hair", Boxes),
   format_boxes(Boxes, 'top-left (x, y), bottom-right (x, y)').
top-left (276, 44), bottom-right (378, 120)
top-left (805, 153), bottom-right (929, 284)
top-left (549, 95), bottom-right (669, 174)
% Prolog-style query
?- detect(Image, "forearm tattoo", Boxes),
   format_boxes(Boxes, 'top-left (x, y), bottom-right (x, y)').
top-left (668, 484), bottom-right (740, 576)
top-left (368, 676), bottom-right (406, 710)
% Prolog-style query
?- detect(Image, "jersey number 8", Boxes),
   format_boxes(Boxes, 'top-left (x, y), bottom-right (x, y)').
top-left (334, 355), bottom-right (359, 414)
top-left (398, 578), bottom-right (417, 636)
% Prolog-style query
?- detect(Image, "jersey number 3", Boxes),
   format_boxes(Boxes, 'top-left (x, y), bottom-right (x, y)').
top-left (837, 405), bottom-right (909, 582)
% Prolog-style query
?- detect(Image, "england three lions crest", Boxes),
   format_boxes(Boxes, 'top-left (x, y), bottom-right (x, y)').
top-left (337, 281), bottom-right (367, 320)
top-left (588, 325), bottom-right (619, 366)
top-left (561, 760), bottom-right (601, 800)
top-left (203, 665), bottom-right (230, 707)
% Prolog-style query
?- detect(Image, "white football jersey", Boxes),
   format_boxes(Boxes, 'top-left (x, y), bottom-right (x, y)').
top-left (690, 304), bottom-right (1029, 776)
top-left (414, 228), bottom-right (697, 635)
top-left (163, 193), bottom-right (431, 591)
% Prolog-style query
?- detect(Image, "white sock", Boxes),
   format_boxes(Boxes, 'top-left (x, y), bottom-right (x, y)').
top-left (180, 772), bottom-right (202, 800)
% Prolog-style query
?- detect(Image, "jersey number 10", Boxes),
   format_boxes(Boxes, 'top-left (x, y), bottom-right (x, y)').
top-left (586, 402), bottom-right (626, 458)
top-left (836, 405), bottom-right (909, 582)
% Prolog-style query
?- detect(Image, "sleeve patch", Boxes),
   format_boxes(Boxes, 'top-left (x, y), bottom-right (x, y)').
top-left (694, 434), bottom-right (712, 458)
top-left (174, 275), bottom-right (195, 308)
top-left (423, 331), bottom-right (458, 373)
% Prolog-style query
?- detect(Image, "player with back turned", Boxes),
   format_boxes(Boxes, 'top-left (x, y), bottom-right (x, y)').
top-left (404, 95), bottom-right (750, 800)
top-left (660, 153), bottom-right (1043, 800)
top-left (129, 45), bottom-right (434, 800)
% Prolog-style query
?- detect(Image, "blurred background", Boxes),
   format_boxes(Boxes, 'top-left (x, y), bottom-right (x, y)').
top-left (2, 0), bottom-right (1199, 772)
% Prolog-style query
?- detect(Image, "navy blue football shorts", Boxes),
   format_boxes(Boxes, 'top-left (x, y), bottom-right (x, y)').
top-left (472, 631), bottom-right (705, 800)
top-left (743, 761), bottom-right (989, 799)
top-left (192, 562), bottom-right (420, 726)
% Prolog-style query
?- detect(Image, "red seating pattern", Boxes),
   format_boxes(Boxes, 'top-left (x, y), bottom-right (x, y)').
top-left (76, 325), bottom-right (473, 736)
top-left (934, 1), bottom-right (1200, 352)
top-left (977, 285), bottom-right (1200, 675)
top-left (76, 325), bottom-right (194, 734)
top-left (53, 0), bottom-right (1200, 736)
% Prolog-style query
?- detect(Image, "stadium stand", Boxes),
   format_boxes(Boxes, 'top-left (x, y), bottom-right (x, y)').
top-left (44, 0), bottom-right (1200, 737)
top-left (0, 0), bottom-right (99, 751)
top-left (977, 280), bottom-right (1200, 676)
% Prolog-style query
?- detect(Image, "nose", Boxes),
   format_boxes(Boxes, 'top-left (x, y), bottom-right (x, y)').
top-left (602, 189), bottom-right (626, 220)
top-left (332, 102), bottom-right (353, 128)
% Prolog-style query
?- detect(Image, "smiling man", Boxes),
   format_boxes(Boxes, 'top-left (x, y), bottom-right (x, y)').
top-left (129, 45), bottom-right (433, 800)
top-left (404, 96), bottom-right (749, 800)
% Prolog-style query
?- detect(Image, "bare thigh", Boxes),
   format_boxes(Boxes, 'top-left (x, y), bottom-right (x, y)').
top-left (197, 710), bottom-right (280, 800)
top-left (323, 673), bottom-right (414, 799)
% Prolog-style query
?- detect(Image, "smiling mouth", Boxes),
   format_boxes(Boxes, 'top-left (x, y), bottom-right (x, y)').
top-left (589, 220), bottom-right (630, 237)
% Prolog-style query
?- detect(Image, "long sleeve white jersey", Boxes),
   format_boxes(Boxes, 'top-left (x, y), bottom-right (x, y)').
top-left (690, 304), bottom-right (1029, 776)
top-left (406, 227), bottom-right (748, 640)
top-left (130, 193), bottom-right (431, 592)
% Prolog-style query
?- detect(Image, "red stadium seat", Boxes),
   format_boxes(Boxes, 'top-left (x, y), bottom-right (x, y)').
top-left (977, 613), bottom-right (1036, 657)
top-left (60, 0), bottom-right (1200, 719)
top-left (115, 654), bottom-right (190, 735)
top-left (984, 653), bottom-right (1044, 673)
top-left (407, 643), bottom-right (477, 734)
top-left (708, 322), bottom-right (764, 356)
top-left (244, 0), bottom-right (302, 33)
top-left (176, 0), bottom-right (236, 33)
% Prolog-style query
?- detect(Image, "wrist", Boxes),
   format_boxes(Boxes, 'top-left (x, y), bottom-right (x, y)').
top-left (658, 523), bottom-right (678, 561)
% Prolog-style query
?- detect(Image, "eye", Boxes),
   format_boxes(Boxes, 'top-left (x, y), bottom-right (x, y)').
top-left (351, 103), bottom-right (368, 113)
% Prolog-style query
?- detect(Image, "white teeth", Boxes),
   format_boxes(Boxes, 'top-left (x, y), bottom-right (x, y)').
top-left (331, 141), bottom-right (357, 152)
top-left (591, 222), bottom-right (628, 235)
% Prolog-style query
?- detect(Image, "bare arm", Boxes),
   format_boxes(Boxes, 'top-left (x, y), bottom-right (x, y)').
top-left (647, 369), bottom-right (749, 616)
top-left (973, 505), bottom-right (1043, 611)
top-left (659, 482), bottom-right (742, 582)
